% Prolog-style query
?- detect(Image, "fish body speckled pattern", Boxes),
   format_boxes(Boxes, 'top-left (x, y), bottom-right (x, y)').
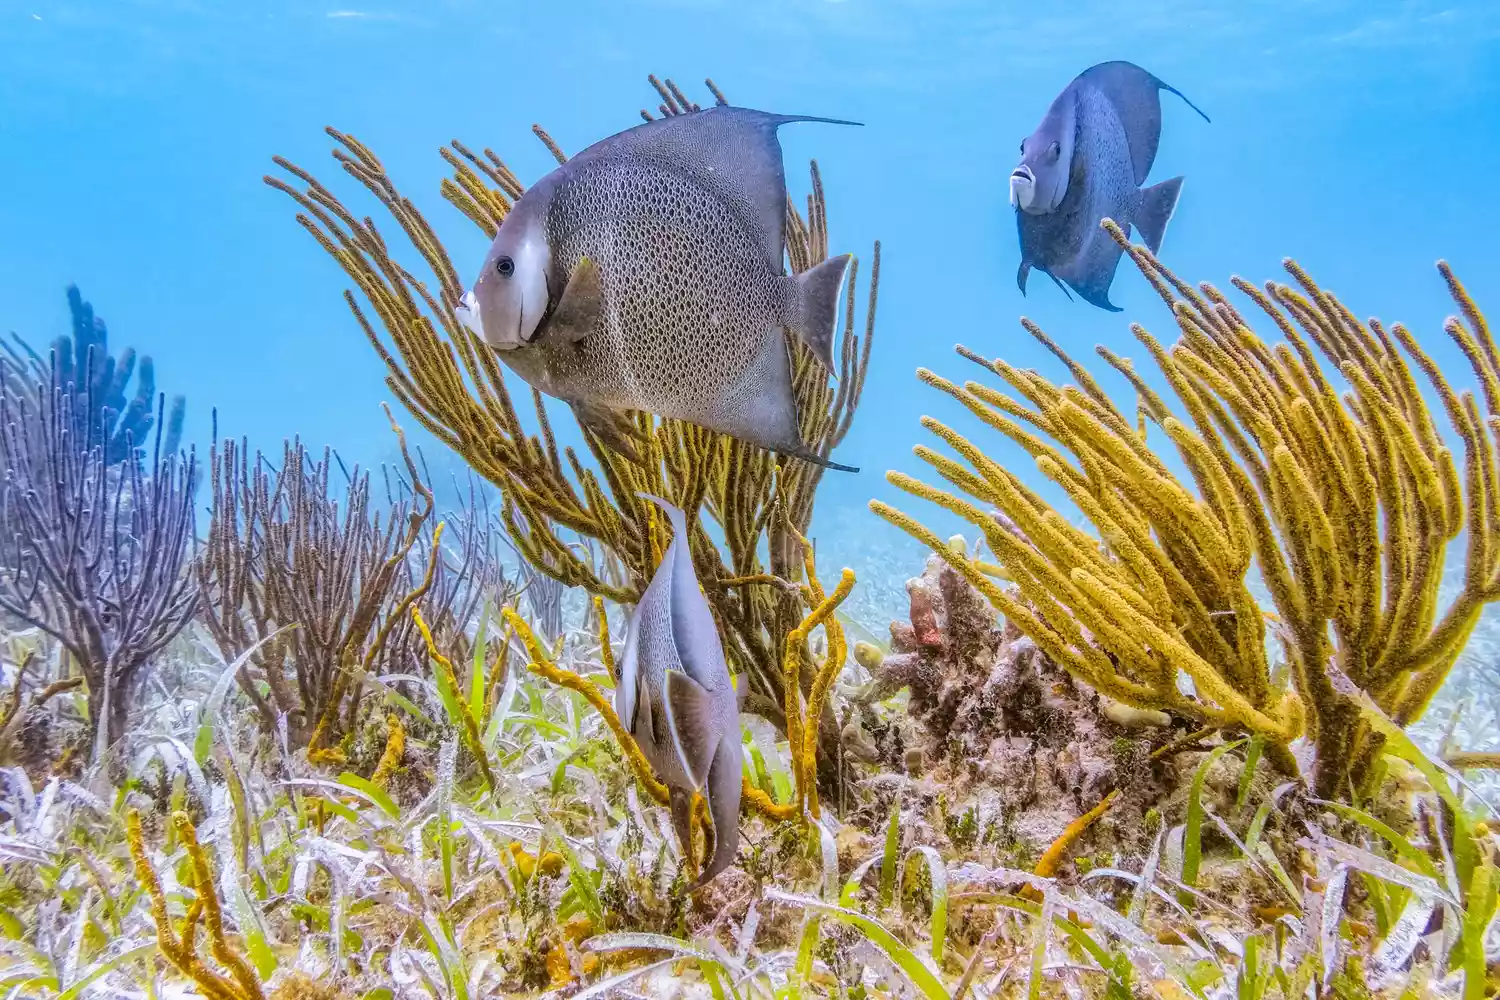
top-left (1010, 60), bottom-right (1210, 311)
top-left (462, 105), bottom-right (860, 471)
top-left (616, 493), bottom-right (746, 888)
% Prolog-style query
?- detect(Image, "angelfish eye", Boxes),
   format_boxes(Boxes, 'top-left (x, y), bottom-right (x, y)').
top-left (495, 255), bottom-right (515, 277)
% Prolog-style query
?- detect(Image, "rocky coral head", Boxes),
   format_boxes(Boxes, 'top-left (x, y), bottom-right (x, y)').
top-left (853, 546), bottom-right (1212, 875)
top-left (862, 550), bottom-right (1004, 738)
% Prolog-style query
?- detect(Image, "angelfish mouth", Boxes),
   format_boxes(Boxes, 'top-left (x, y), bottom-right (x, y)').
top-left (455, 290), bottom-right (485, 339)
top-left (1008, 166), bottom-right (1035, 208)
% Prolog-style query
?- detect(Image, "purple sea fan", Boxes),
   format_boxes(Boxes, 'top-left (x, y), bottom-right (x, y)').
top-left (0, 353), bottom-right (198, 759)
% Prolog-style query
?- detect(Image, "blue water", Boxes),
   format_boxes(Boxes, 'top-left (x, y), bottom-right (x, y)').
top-left (3, 1), bottom-right (1499, 567)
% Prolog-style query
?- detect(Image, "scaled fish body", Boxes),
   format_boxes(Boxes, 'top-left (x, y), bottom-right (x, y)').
top-left (616, 492), bottom-right (744, 887)
top-left (1010, 60), bottom-right (1209, 311)
top-left (461, 106), bottom-right (859, 471)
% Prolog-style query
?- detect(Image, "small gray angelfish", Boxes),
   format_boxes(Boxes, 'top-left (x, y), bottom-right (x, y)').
top-left (1010, 60), bottom-right (1210, 311)
top-left (458, 105), bottom-right (860, 472)
top-left (615, 492), bottom-right (745, 888)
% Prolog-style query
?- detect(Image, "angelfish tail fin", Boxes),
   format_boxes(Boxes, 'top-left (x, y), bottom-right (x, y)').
top-left (1135, 176), bottom-right (1184, 256)
top-left (789, 253), bottom-right (852, 373)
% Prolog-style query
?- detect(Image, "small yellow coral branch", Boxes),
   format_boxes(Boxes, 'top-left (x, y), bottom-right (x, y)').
top-left (413, 604), bottom-right (495, 793)
top-left (1445, 751), bottom-right (1500, 770)
top-left (793, 567), bottom-right (856, 819)
top-left (128, 810), bottom-right (265, 1000)
top-left (740, 778), bottom-right (798, 822)
top-left (370, 712), bottom-right (405, 789)
top-left (593, 596), bottom-right (614, 679)
top-left (174, 813), bottom-right (264, 1000)
top-left (1034, 789), bottom-right (1120, 880)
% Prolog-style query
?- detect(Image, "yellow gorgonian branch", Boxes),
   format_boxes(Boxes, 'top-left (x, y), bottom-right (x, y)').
top-left (413, 604), bottom-right (496, 793)
top-left (369, 712), bottom-right (405, 790)
top-left (128, 811), bottom-right (265, 1000)
top-left (875, 220), bottom-right (1500, 798)
top-left (782, 543), bottom-right (856, 820)
top-left (1033, 789), bottom-right (1120, 882)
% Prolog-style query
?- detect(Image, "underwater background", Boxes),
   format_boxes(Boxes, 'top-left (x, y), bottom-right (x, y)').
top-left (5, 0), bottom-right (1498, 518)
top-left (8, 4), bottom-right (1500, 996)
top-left (6, 0), bottom-right (1500, 692)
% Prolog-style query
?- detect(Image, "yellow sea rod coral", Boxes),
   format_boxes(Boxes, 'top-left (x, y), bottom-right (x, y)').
top-left (128, 810), bottom-right (265, 1000)
top-left (875, 220), bottom-right (1500, 797)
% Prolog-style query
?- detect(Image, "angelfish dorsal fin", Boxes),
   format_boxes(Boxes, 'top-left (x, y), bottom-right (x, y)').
top-left (638, 492), bottom-right (730, 685)
top-left (664, 669), bottom-right (717, 790)
top-left (547, 255), bottom-right (603, 344)
top-left (1078, 61), bottom-right (1209, 188)
top-left (586, 107), bottom-right (859, 273)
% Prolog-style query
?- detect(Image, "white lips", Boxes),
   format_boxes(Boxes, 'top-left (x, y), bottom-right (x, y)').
top-left (1010, 165), bottom-right (1042, 211)
top-left (1008, 172), bottom-right (1030, 209)
top-left (455, 290), bottom-right (484, 339)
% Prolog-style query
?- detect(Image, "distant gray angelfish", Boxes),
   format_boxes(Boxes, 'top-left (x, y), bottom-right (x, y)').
top-left (458, 105), bottom-right (861, 472)
top-left (1010, 60), bottom-right (1210, 311)
top-left (616, 493), bottom-right (745, 888)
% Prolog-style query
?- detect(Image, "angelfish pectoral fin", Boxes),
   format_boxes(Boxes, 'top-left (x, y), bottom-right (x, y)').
top-left (631, 667), bottom-right (655, 748)
top-left (664, 669), bottom-right (718, 791)
top-left (692, 728), bottom-right (745, 889)
top-left (547, 255), bottom-right (603, 343)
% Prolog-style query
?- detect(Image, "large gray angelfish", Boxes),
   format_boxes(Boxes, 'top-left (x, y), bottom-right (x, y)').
top-left (1010, 60), bottom-right (1210, 311)
top-left (615, 492), bottom-right (745, 888)
top-left (458, 105), bottom-right (860, 472)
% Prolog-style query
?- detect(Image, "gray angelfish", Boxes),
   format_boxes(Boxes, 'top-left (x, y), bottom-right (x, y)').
top-left (458, 105), bottom-right (861, 472)
top-left (615, 492), bottom-right (745, 888)
top-left (1010, 60), bottom-right (1210, 311)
